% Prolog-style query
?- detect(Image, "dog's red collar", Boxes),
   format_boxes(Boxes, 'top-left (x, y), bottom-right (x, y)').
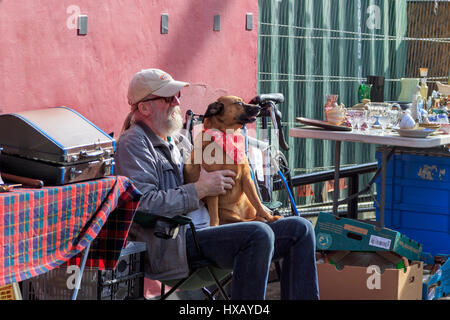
top-left (203, 129), bottom-right (245, 164)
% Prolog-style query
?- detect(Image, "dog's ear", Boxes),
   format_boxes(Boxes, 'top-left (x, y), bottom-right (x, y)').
top-left (204, 101), bottom-right (224, 119)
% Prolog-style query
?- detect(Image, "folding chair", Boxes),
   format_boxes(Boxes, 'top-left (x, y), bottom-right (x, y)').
top-left (134, 213), bottom-right (232, 300)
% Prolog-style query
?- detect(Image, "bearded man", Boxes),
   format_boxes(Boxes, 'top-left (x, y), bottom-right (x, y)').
top-left (114, 68), bottom-right (319, 300)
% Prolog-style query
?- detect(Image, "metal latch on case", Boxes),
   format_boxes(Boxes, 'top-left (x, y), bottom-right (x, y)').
top-left (70, 167), bottom-right (83, 180)
top-left (103, 159), bottom-right (114, 175)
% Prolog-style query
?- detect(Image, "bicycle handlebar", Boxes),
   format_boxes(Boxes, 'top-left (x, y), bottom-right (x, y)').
top-left (248, 93), bottom-right (289, 151)
top-left (248, 93), bottom-right (285, 105)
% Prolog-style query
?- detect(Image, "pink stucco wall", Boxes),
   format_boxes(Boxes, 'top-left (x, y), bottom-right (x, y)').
top-left (0, 0), bottom-right (258, 136)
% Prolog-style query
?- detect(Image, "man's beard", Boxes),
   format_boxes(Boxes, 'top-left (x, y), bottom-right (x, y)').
top-left (156, 105), bottom-right (183, 137)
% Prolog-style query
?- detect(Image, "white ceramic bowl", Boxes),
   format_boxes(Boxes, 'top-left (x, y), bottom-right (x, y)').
top-left (437, 82), bottom-right (450, 96)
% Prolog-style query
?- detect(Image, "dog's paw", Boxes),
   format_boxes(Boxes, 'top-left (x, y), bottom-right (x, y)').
top-left (256, 207), bottom-right (282, 223)
top-left (209, 219), bottom-right (220, 227)
top-left (267, 215), bottom-right (282, 223)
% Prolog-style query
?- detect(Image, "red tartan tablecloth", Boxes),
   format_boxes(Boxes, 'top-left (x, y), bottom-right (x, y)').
top-left (0, 176), bottom-right (141, 286)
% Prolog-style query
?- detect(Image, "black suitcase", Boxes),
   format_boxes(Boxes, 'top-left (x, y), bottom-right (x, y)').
top-left (0, 107), bottom-right (115, 185)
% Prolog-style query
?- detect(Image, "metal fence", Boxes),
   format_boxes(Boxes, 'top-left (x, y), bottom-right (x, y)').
top-left (257, 0), bottom-right (449, 208)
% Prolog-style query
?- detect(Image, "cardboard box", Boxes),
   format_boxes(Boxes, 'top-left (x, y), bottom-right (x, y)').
top-left (315, 212), bottom-right (423, 261)
top-left (324, 250), bottom-right (407, 271)
top-left (0, 283), bottom-right (22, 300)
top-left (316, 252), bottom-right (423, 300)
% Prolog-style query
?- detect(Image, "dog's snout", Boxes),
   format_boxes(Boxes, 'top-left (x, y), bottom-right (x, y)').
top-left (244, 103), bottom-right (261, 117)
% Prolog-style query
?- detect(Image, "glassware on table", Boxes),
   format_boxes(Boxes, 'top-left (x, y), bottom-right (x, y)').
top-left (355, 111), bottom-right (366, 133)
top-left (345, 109), bottom-right (365, 132)
top-left (365, 103), bottom-right (379, 133)
top-left (389, 108), bottom-right (400, 128)
top-left (345, 111), bottom-right (356, 130)
top-left (377, 110), bottom-right (391, 135)
top-left (364, 109), bottom-right (377, 134)
top-left (358, 83), bottom-right (372, 102)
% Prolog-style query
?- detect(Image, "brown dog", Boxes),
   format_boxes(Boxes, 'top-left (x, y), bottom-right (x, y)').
top-left (183, 96), bottom-right (282, 226)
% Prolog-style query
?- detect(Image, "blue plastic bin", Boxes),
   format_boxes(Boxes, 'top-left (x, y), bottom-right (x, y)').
top-left (375, 147), bottom-right (450, 256)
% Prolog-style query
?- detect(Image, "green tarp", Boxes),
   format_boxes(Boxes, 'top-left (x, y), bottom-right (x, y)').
top-left (257, 0), bottom-right (407, 205)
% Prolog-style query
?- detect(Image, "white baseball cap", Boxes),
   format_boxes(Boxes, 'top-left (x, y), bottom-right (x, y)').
top-left (127, 68), bottom-right (189, 105)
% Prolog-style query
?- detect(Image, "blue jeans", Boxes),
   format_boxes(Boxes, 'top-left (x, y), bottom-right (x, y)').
top-left (185, 216), bottom-right (320, 300)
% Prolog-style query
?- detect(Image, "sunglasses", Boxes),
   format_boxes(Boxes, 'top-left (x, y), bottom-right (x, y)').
top-left (140, 92), bottom-right (181, 104)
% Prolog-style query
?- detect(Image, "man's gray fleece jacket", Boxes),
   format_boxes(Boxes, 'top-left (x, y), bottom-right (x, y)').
top-left (115, 122), bottom-right (200, 280)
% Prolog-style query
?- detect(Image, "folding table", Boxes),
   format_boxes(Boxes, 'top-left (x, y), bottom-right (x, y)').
top-left (0, 176), bottom-right (141, 299)
top-left (289, 127), bottom-right (450, 227)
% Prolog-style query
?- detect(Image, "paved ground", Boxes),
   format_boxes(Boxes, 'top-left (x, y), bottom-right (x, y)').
top-left (266, 281), bottom-right (281, 300)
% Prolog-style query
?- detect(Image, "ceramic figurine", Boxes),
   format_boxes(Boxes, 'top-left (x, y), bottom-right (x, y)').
top-left (324, 94), bottom-right (339, 112)
top-left (427, 96), bottom-right (432, 110)
top-left (419, 68), bottom-right (429, 101)
top-left (399, 111), bottom-right (416, 129)
top-left (410, 85), bottom-right (422, 123)
top-left (324, 95), bottom-right (346, 125)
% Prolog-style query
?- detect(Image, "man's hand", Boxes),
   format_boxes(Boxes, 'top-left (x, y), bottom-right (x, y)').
top-left (194, 168), bottom-right (236, 199)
